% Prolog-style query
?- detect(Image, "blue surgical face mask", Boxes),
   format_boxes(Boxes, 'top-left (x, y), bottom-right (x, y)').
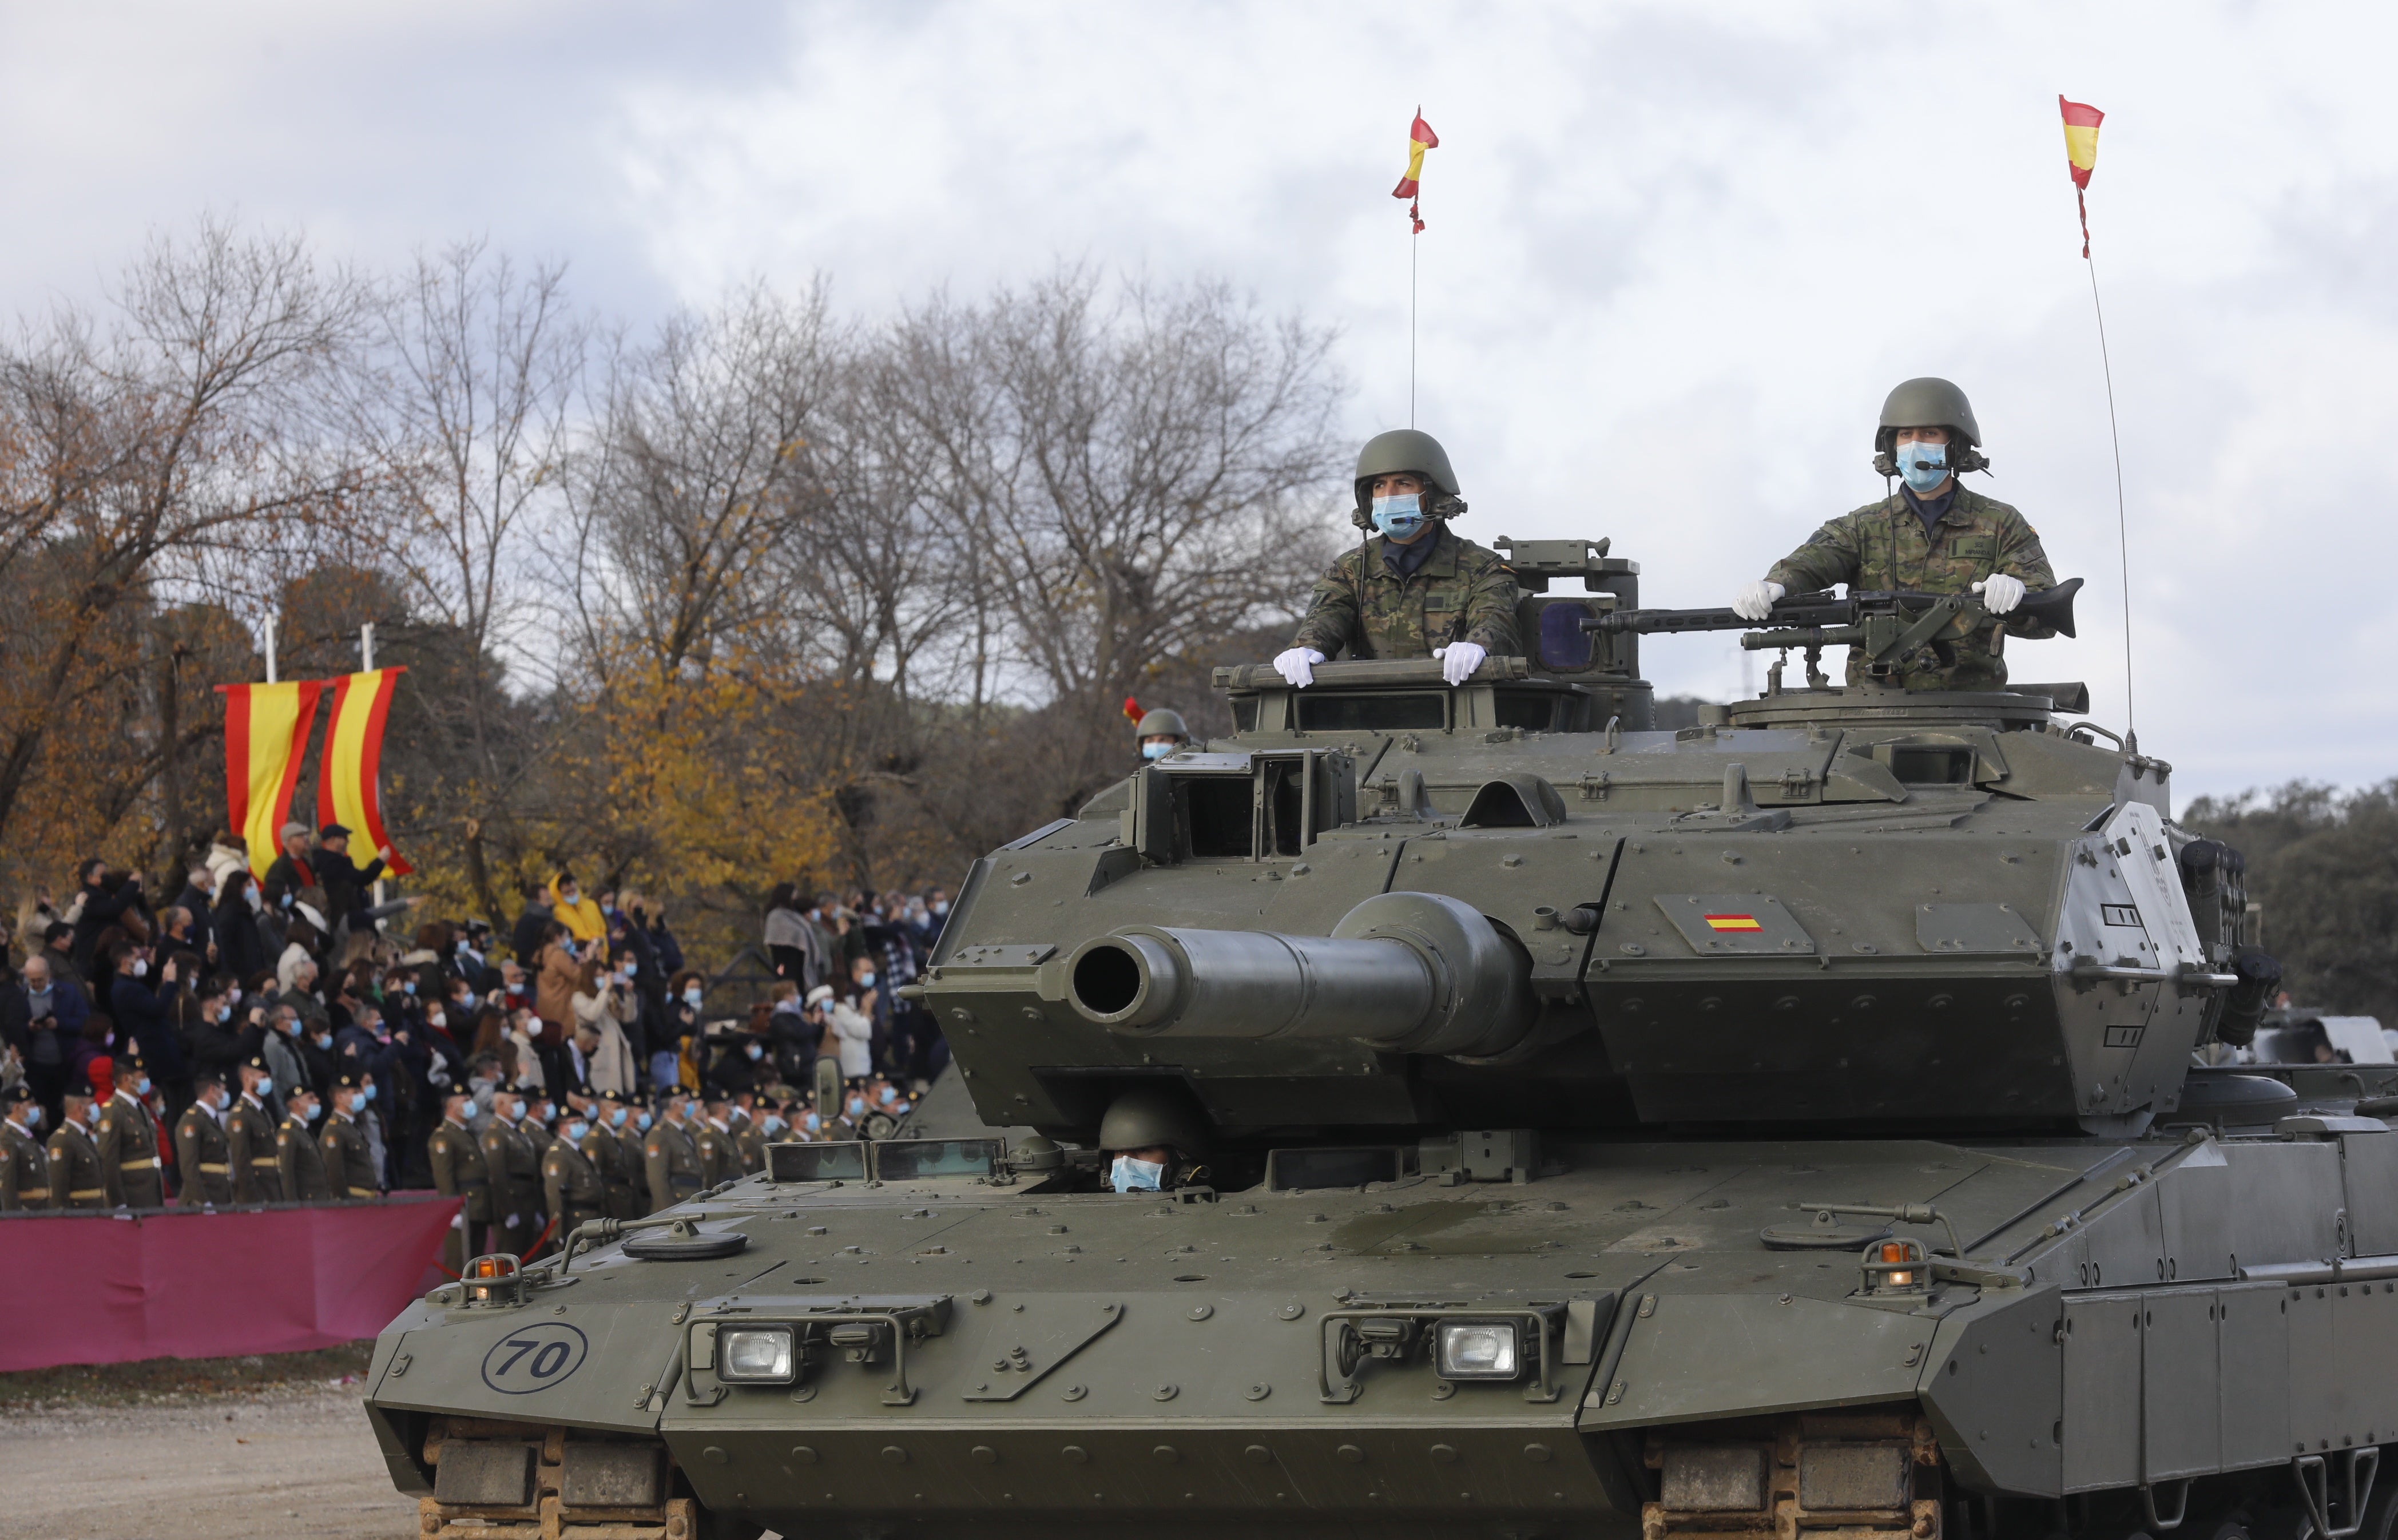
top-left (847, 1096), bottom-right (866, 1117)
top-left (683, 987), bottom-right (702, 1007)
top-left (1894, 437), bottom-right (1949, 494)
top-left (361, 1084), bottom-right (376, 1104)
top-left (763, 1116), bottom-right (786, 1136)
top-left (134, 1076), bottom-right (152, 1096)
top-left (20, 1105), bottom-right (39, 1128)
top-left (1371, 493), bottom-right (1426, 541)
top-left (315, 1033), bottom-right (332, 1050)
top-left (564, 1121), bottom-right (588, 1142)
top-left (610, 1106), bottom-right (628, 1128)
top-left (636, 1111), bottom-right (653, 1131)
top-left (804, 1111), bottom-right (822, 1132)
top-left (1110, 1154), bottom-right (1165, 1193)
top-left (857, 971), bottom-right (876, 989)
top-left (746, 1043), bottom-right (763, 1061)
top-left (879, 1084), bottom-right (898, 1105)
top-left (1141, 741), bottom-right (1173, 760)
top-left (402, 981), bottom-right (415, 995)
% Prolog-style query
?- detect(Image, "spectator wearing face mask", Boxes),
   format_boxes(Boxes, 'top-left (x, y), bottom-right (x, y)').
top-left (827, 983), bottom-right (875, 1085)
top-left (211, 870), bottom-right (271, 983)
top-left (662, 971), bottom-right (705, 1093)
top-left (182, 977), bottom-right (260, 1091)
top-left (763, 883), bottom-right (813, 990)
top-left (548, 872), bottom-right (604, 944)
top-left (765, 982), bottom-right (816, 1087)
top-left (2, 953), bottom-right (89, 1130)
top-left (105, 941), bottom-right (192, 1125)
top-left (705, 1025), bottom-right (768, 1101)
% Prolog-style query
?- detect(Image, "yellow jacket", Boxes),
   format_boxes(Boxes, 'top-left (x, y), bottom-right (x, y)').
top-left (549, 876), bottom-right (605, 942)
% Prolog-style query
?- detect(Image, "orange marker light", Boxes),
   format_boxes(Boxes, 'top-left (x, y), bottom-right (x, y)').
top-left (1880, 1241), bottom-right (1914, 1287)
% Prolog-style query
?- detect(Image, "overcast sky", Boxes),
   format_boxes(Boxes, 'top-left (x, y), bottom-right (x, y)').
top-left (2, 0), bottom-right (2388, 804)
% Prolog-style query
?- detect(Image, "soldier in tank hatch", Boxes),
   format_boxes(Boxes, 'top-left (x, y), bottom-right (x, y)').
top-left (1732, 377), bottom-right (2056, 692)
top-left (1098, 1086), bottom-right (1212, 1194)
top-left (1278, 430), bottom-right (1521, 689)
top-left (1133, 708), bottom-right (1192, 763)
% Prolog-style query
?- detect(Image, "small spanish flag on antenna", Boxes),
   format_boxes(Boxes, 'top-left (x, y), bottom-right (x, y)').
top-left (1392, 110), bottom-right (1438, 232)
top-left (2059, 96), bottom-right (2105, 258)
top-left (1122, 695), bottom-right (1144, 725)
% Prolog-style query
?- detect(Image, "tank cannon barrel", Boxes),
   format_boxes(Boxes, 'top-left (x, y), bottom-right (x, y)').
top-left (1586, 577), bottom-right (2082, 638)
top-left (1063, 891), bottom-right (1534, 1058)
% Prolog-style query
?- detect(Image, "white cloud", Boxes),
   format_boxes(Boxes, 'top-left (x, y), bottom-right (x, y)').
top-left (2, 0), bottom-right (2392, 799)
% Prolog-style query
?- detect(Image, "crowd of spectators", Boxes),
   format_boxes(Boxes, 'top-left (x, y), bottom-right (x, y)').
top-left (0, 821), bottom-right (954, 1249)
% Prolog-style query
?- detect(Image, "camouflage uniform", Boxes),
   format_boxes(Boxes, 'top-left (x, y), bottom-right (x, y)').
top-left (1290, 528), bottom-right (1521, 662)
top-left (1764, 486), bottom-right (2056, 691)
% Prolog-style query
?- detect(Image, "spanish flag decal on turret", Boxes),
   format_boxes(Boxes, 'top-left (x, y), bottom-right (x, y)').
top-left (1702, 913), bottom-right (1764, 932)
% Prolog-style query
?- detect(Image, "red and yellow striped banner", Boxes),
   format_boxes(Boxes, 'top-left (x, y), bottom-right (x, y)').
top-left (317, 668), bottom-right (412, 877)
top-left (216, 681), bottom-right (324, 879)
top-left (2059, 96), bottom-right (2105, 257)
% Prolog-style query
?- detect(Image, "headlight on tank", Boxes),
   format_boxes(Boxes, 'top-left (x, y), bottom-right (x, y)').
top-left (717, 1326), bottom-right (797, 1383)
top-left (1434, 1320), bottom-right (1522, 1380)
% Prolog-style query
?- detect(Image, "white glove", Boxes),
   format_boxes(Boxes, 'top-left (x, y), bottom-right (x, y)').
top-left (1732, 581), bottom-right (1785, 621)
top-left (1434, 641), bottom-right (1487, 685)
top-left (1972, 574), bottom-right (2026, 615)
top-left (1273, 647), bottom-right (1326, 688)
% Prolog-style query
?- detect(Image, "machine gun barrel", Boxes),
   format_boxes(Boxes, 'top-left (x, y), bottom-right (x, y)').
top-left (1062, 891), bottom-right (1534, 1058)
top-left (1586, 577), bottom-right (2082, 638)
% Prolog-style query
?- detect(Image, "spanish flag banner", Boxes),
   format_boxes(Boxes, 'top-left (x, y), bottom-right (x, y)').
top-left (1122, 694), bottom-right (1144, 725)
top-left (317, 668), bottom-right (413, 876)
top-left (1392, 111), bottom-right (1438, 232)
top-left (2059, 96), bottom-right (2104, 257)
top-left (216, 681), bottom-right (324, 879)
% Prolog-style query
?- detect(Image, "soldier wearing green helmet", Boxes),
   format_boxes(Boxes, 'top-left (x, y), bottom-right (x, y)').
top-left (1733, 378), bottom-right (2058, 692)
top-left (1277, 429), bottom-right (1520, 688)
top-left (1133, 708), bottom-right (1191, 763)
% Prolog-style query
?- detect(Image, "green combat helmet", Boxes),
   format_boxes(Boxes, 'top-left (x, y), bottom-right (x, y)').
top-left (1349, 427), bottom-right (1466, 530)
top-left (1869, 375), bottom-right (1990, 476)
top-left (1131, 708), bottom-right (1189, 743)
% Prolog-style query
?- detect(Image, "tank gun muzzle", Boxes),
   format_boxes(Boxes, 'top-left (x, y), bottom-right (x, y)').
top-left (1065, 891), bottom-right (1534, 1058)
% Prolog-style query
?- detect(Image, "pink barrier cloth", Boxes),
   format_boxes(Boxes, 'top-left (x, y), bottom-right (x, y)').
top-left (0, 1195), bottom-right (460, 1371)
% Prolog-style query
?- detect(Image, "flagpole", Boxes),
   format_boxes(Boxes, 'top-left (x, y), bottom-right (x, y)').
top-left (1410, 225), bottom-right (1418, 429)
top-left (2085, 245), bottom-right (2135, 751)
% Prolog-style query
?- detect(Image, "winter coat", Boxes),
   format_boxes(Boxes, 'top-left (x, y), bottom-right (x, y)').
top-left (571, 984), bottom-right (638, 1096)
top-left (829, 1000), bottom-right (875, 1078)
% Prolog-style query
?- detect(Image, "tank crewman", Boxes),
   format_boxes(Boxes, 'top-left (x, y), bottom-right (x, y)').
top-left (694, 1094), bottom-right (741, 1189)
top-left (644, 1090), bottom-right (705, 1212)
top-left (428, 1088), bottom-right (492, 1264)
top-left (228, 1057), bottom-right (282, 1204)
top-left (95, 1047), bottom-right (166, 1210)
top-left (607, 1094), bottom-right (652, 1217)
top-left (1096, 1086), bottom-right (1212, 1195)
top-left (1133, 708), bottom-right (1192, 764)
top-left (1, 1084), bottom-right (51, 1210)
top-left (726, 1095), bottom-right (767, 1175)
top-left (542, 1109), bottom-right (606, 1237)
top-left (1278, 430), bottom-right (1522, 689)
top-left (276, 1083), bottom-right (335, 1203)
top-left (173, 1074), bottom-right (235, 1207)
top-left (48, 1086), bottom-right (107, 1210)
top-left (479, 1089), bottom-right (543, 1257)
top-left (582, 1092), bottom-right (642, 1220)
top-left (1732, 377), bottom-right (2058, 691)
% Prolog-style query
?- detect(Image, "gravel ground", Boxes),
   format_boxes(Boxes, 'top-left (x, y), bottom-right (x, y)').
top-left (0, 1379), bottom-right (418, 1540)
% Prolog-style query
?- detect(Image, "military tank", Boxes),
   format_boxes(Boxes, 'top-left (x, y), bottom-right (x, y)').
top-left (366, 537), bottom-right (2398, 1540)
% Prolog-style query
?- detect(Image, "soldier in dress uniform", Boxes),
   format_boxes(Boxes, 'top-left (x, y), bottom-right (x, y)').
top-left (276, 1083), bottom-right (335, 1202)
top-left (644, 1089), bottom-right (705, 1213)
top-left (427, 1087), bottom-right (492, 1266)
top-left (694, 1092), bottom-right (741, 1190)
top-left (541, 1108), bottom-right (606, 1238)
top-left (1, 1084), bottom-right (51, 1210)
top-left (520, 1095), bottom-right (556, 1163)
top-left (726, 1094), bottom-right (767, 1176)
top-left (228, 1056), bottom-right (282, 1204)
top-left (173, 1074), bottom-right (235, 1207)
top-left (583, 1090), bottom-right (642, 1220)
top-left (95, 1046), bottom-right (166, 1209)
top-left (479, 1087), bottom-right (543, 1257)
top-left (607, 1093), bottom-right (652, 1217)
top-left (49, 1086), bottom-right (107, 1210)
top-left (320, 1072), bottom-right (382, 1200)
